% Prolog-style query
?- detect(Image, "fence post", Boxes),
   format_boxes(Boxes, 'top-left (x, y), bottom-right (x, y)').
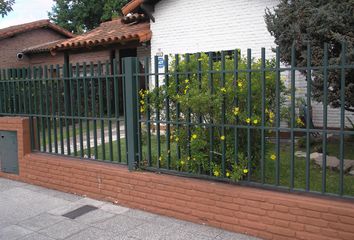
top-left (123, 57), bottom-right (139, 170)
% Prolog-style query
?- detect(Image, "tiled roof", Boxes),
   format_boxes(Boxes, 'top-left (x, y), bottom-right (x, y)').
top-left (22, 40), bottom-right (65, 54)
top-left (122, 13), bottom-right (149, 24)
top-left (0, 19), bottom-right (74, 40)
top-left (52, 18), bottom-right (151, 51)
top-left (122, 0), bottom-right (144, 15)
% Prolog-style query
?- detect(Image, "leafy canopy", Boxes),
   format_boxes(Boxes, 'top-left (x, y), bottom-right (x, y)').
top-left (265, 0), bottom-right (354, 112)
top-left (48, 0), bottom-right (129, 33)
top-left (0, 0), bottom-right (15, 17)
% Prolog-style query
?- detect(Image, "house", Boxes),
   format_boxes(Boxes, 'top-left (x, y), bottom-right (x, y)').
top-left (121, 0), bottom-right (354, 129)
top-left (0, 19), bottom-right (74, 70)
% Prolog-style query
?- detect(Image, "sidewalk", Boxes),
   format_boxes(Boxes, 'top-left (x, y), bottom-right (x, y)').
top-left (0, 178), bottom-right (260, 240)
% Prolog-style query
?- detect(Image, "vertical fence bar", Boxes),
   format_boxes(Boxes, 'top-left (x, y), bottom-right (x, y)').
top-left (234, 49), bottom-right (239, 165)
top-left (58, 65), bottom-right (64, 154)
top-left (145, 57), bottom-right (152, 166)
top-left (290, 43), bottom-right (296, 190)
top-left (76, 63), bottom-right (84, 157)
top-left (175, 54), bottom-right (181, 162)
top-left (261, 48), bottom-right (266, 184)
top-left (106, 61), bottom-right (113, 161)
top-left (28, 68), bottom-right (35, 150)
top-left (275, 47), bottom-right (281, 186)
top-left (124, 57), bottom-right (139, 170)
top-left (52, 65), bottom-right (58, 154)
top-left (98, 62), bottom-right (105, 160)
top-left (221, 51), bottom-right (226, 177)
top-left (44, 65), bottom-right (51, 153)
top-left (246, 49), bottom-right (252, 181)
top-left (165, 55), bottom-right (171, 169)
top-left (69, 64), bottom-right (77, 156)
top-left (339, 42), bottom-right (346, 196)
top-left (63, 63), bottom-right (70, 155)
top-left (208, 53), bottom-right (214, 176)
top-left (305, 43), bottom-right (312, 191)
top-left (83, 62), bottom-right (91, 157)
top-left (39, 67), bottom-right (46, 152)
top-left (91, 62), bottom-right (97, 159)
top-left (113, 59), bottom-right (122, 163)
top-left (322, 43), bottom-right (328, 194)
top-left (154, 56), bottom-right (161, 168)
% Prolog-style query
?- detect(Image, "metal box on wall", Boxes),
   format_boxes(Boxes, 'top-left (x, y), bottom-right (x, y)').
top-left (0, 131), bottom-right (19, 174)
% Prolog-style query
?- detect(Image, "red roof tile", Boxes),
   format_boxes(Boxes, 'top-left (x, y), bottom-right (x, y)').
top-left (0, 19), bottom-right (75, 40)
top-left (22, 40), bottom-right (65, 54)
top-left (122, 0), bottom-right (144, 15)
top-left (52, 18), bottom-right (151, 51)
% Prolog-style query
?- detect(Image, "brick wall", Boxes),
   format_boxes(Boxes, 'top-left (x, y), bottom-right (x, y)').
top-left (1, 117), bottom-right (354, 240)
top-left (0, 28), bottom-right (67, 69)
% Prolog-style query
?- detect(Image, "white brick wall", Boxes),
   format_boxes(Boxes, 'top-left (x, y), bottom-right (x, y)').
top-left (150, 0), bottom-right (278, 58)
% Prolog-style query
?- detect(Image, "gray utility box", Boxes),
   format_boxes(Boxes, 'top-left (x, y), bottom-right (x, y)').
top-left (0, 131), bottom-right (19, 174)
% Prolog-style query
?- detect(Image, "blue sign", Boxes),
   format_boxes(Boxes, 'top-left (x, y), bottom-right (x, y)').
top-left (158, 57), bottom-right (165, 68)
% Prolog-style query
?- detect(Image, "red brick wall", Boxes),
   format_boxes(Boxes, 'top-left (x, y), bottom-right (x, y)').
top-left (1, 117), bottom-right (354, 240)
top-left (0, 29), bottom-right (67, 69)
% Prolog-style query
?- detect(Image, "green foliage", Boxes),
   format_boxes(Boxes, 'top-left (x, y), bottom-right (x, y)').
top-left (265, 0), bottom-right (354, 112)
top-left (0, 0), bottom-right (14, 17)
top-left (141, 53), bottom-right (288, 180)
top-left (48, 0), bottom-right (130, 33)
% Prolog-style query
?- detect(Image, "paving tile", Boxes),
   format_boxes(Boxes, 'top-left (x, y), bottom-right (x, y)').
top-left (122, 209), bottom-right (158, 221)
top-left (126, 221), bottom-right (182, 240)
top-left (76, 197), bottom-right (107, 207)
top-left (48, 202), bottom-right (85, 216)
top-left (215, 231), bottom-right (261, 240)
top-left (19, 232), bottom-right (56, 240)
top-left (100, 203), bottom-right (129, 214)
top-left (94, 214), bottom-right (145, 234)
top-left (175, 222), bottom-right (223, 238)
top-left (19, 213), bottom-right (64, 231)
top-left (0, 178), bottom-right (27, 192)
top-left (38, 219), bottom-right (87, 239)
top-left (74, 209), bottom-right (115, 225)
top-left (159, 231), bottom-right (215, 240)
top-left (0, 225), bottom-right (33, 240)
top-left (65, 227), bottom-right (134, 240)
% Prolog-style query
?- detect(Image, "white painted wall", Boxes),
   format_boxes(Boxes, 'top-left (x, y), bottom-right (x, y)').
top-left (150, 0), bottom-right (278, 58)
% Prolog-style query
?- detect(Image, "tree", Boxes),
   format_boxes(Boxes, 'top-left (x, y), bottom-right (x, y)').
top-left (265, 0), bottom-right (354, 112)
top-left (0, 0), bottom-right (15, 17)
top-left (48, 0), bottom-right (129, 33)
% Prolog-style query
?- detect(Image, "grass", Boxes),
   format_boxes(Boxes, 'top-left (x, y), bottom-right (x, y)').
top-left (83, 135), bottom-right (354, 196)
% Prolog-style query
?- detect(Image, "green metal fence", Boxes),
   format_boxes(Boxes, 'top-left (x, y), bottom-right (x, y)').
top-left (1, 43), bottom-right (354, 199)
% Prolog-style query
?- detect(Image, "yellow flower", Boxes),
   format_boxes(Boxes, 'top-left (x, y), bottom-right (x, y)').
top-left (226, 172), bottom-right (230, 177)
top-left (180, 160), bottom-right (185, 165)
top-left (246, 118), bottom-right (251, 124)
top-left (270, 154), bottom-right (277, 161)
top-left (297, 117), bottom-right (305, 126)
top-left (198, 58), bottom-right (203, 61)
top-left (288, 96), bottom-right (292, 100)
top-left (191, 134), bottom-right (197, 140)
top-left (159, 156), bottom-right (162, 161)
top-left (140, 107), bottom-right (145, 113)
top-left (269, 111), bottom-right (275, 119)
top-left (185, 79), bottom-right (189, 84)
top-left (140, 100), bottom-right (145, 105)
top-left (243, 169), bottom-right (249, 174)
top-left (175, 137), bottom-right (179, 142)
top-left (184, 89), bottom-right (188, 94)
top-left (214, 170), bottom-right (220, 177)
top-left (233, 107), bottom-right (240, 116)
top-left (253, 119), bottom-right (259, 125)
top-left (220, 87), bottom-right (227, 93)
top-left (187, 157), bottom-right (191, 161)
top-left (238, 82), bottom-right (243, 88)
top-left (220, 135), bottom-right (225, 141)
top-left (192, 157), bottom-right (196, 161)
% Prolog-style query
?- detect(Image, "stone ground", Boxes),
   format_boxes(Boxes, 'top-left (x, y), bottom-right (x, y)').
top-left (0, 178), bottom-right (260, 240)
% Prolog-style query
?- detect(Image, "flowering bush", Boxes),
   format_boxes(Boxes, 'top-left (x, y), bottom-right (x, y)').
top-left (141, 52), bottom-right (288, 181)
